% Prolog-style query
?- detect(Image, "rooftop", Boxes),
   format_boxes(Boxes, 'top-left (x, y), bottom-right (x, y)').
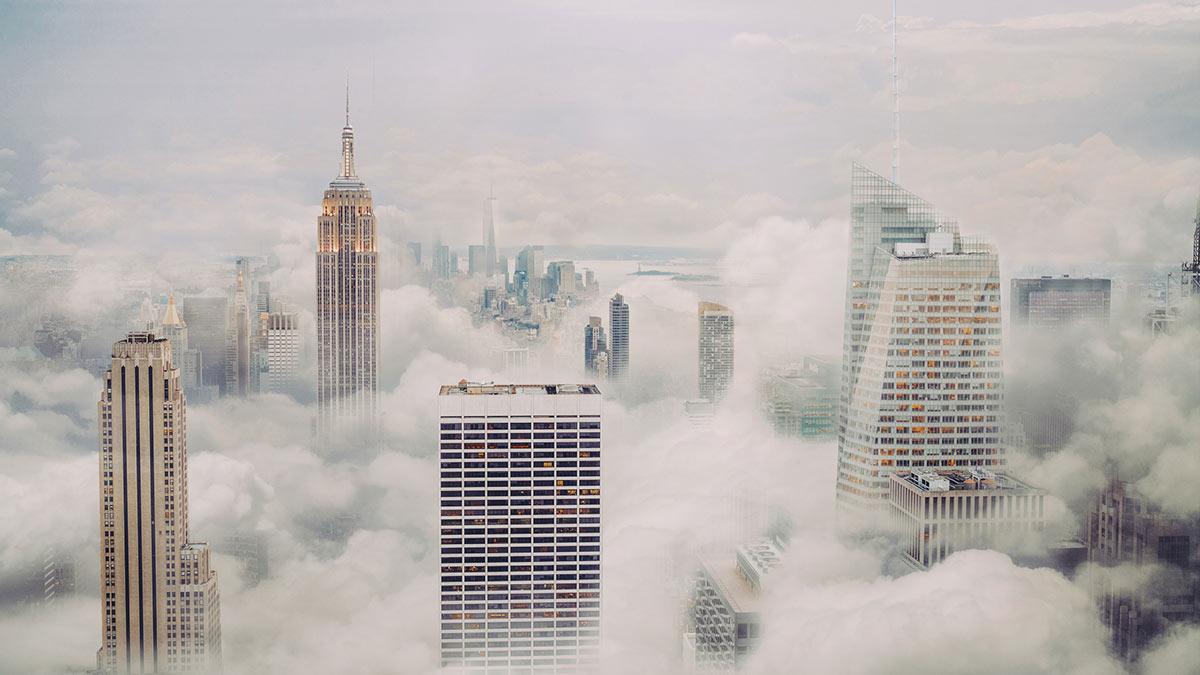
top-left (894, 469), bottom-right (1037, 494)
top-left (439, 381), bottom-right (601, 396)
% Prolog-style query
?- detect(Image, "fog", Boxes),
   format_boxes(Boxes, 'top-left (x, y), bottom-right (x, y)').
top-left (1, 1), bottom-right (1198, 674)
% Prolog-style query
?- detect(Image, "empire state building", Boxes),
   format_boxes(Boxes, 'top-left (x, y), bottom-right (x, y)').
top-left (316, 95), bottom-right (379, 444)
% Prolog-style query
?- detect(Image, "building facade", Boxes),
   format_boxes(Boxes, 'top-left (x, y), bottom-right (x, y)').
top-left (224, 271), bottom-right (251, 397)
top-left (262, 311), bottom-right (300, 396)
top-left (96, 333), bottom-right (221, 673)
top-left (438, 382), bottom-right (602, 672)
top-left (698, 302), bottom-right (734, 403)
top-left (1011, 276), bottom-right (1111, 328)
top-left (837, 164), bottom-right (1005, 520)
top-left (759, 357), bottom-right (838, 439)
top-left (316, 105), bottom-right (379, 442)
top-left (1087, 479), bottom-right (1199, 663)
top-left (608, 293), bottom-right (629, 382)
top-left (683, 539), bottom-right (782, 671)
top-left (176, 295), bottom-right (227, 391)
top-left (583, 316), bottom-right (607, 376)
top-left (889, 469), bottom-right (1045, 570)
top-left (159, 295), bottom-right (203, 399)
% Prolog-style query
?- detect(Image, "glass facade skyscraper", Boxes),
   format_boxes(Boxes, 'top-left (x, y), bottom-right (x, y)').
top-left (837, 164), bottom-right (1006, 519)
top-left (608, 293), bottom-right (629, 382)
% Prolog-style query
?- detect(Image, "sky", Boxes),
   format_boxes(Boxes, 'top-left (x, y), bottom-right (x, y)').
top-left (1, 1), bottom-right (1199, 674)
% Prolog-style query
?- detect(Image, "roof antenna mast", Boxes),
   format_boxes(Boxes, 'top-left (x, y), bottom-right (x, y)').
top-left (891, 0), bottom-right (900, 183)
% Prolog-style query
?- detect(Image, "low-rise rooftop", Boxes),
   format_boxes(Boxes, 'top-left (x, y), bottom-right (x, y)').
top-left (439, 381), bottom-right (601, 396)
top-left (894, 469), bottom-right (1036, 494)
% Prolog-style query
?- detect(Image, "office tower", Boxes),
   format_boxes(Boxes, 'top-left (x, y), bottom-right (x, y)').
top-left (224, 271), bottom-right (251, 397)
top-left (836, 165), bottom-right (1005, 519)
top-left (497, 255), bottom-right (509, 288)
top-left (408, 241), bottom-right (422, 267)
top-left (159, 295), bottom-right (203, 397)
top-left (434, 242), bottom-right (452, 280)
top-left (253, 279), bottom-right (272, 316)
top-left (683, 539), bottom-right (783, 671)
top-left (547, 261), bottom-right (576, 297)
top-left (698, 302), bottom-right (734, 403)
top-left (583, 316), bottom-right (607, 374)
top-left (96, 333), bottom-right (222, 673)
top-left (1088, 479), bottom-right (1199, 663)
top-left (213, 532), bottom-right (269, 587)
top-left (438, 382), bottom-right (602, 672)
top-left (177, 295), bottom-right (227, 390)
top-left (608, 293), bottom-right (629, 381)
top-left (484, 190), bottom-right (498, 278)
top-left (890, 469), bottom-right (1045, 570)
top-left (264, 311), bottom-right (299, 395)
top-left (316, 97), bottom-right (379, 441)
top-left (515, 246), bottom-right (545, 284)
top-left (759, 357), bottom-right (838, 439)
top-left (1011, 276), bottom-right (1111, 328)
top-left (467, 245), bottom-right (486, 277)
top-left (450, 251), bottom-right (460, 276)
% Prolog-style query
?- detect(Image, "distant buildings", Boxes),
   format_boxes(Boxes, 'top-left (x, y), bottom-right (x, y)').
top-left (484, 191), bottom-right (498, 279)
top-left (225, 270), bottom-right (251, 397)
top-left (1011, 276), bottom-right (1111, 328)
top-left (683, 539), bottom-right (783, 671)
top-left (438, 382), bottom-right (602, 672)
top-left (97, 333), bottom-right (221, 672)
top-left (889, 469), bottom-right (1045, 570)
top-left (316, 102), bottom-right (379, 442)
top-left (583, 316), bottom-right (608, 376)
top-left (213, 531), bottom-right (270, 587)
top-left (697, 302), bottom-right (734, 403)
top-left (261, 311), bottom-right (300, 395)
top-left (758, 357), bottom-right (838, 439)
top-left (467, 244), bottom-right (486, 277)
top-left (836, 164), bottom-right (1006, 520)
top-left (1088, 479), bottom-right (1199, 663)
top-left (434, 242), bottom-right (453, 280)
top-left (608, 293), bottom-right (629, 381)
top-left (159, 295), bottom-right (205, 400)
top-left (1180, 188), bottom-right (1199, 297)
top-left (177, 294), bottom-right (228, 391)
top-left (408, 241), bottom-right (422, 267)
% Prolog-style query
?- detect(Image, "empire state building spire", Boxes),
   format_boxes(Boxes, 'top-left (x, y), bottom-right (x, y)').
top-left (339, 81), bottom-right (357, 181)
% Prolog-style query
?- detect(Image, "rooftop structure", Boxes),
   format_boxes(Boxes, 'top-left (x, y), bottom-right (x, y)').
top-left (1011, 276), bottom-right (1111, 328)
top-left (438, 381), bottom-right (601, 396)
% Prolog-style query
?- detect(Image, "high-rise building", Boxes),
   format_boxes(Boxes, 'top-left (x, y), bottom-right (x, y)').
top-left (516, 246), bottom-right (544, 286)
top-left (836, 165), bottom-right (1005, 520)
top-left (759, 357), bottom-right (838, 439)
top-left (547, 261), bottom-right (576, 297)
top-left (177, 294), bottom-right (227, 390)
top-left (1011, 276), bottom-right (1111, 328)
top-left (583, 316), bottom-right (607, 375)
top-left (434, 242), bottom-right (452, 280)
top-left (224, 270), bottom-right (251, 397)
top-left (96, 332), bottom-right (222, 673)
top-left (608, 293), bottom-right (629, 382)
top-left (890, 469), bottom-right (1045, 570)
top-left (438, 382), bottom-right (602, 673)
top-left (467, 245), bottom-right (487, 277)
top-left (698, 302), bottom-right (734, 403)
top-left (262, 311), bottom-right (300, 395)
top-left (484, 191), bottom-right (498, 279)
top-left (1087, 478), bottom-right (1199, 663)
top-left (159, 295), bottom-right (203, 399)
top-left (408, 241), bottom-right (422, 268)
top-left (316, 97), bottom-right (379, 442)
top-left (1180, 187), bottom-right (1199, 297)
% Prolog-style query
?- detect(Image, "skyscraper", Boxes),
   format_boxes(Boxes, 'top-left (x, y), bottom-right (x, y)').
top-left (316, 94), bottom-right (379, 442)
top-left (608, 293), bottom-right (629, 381)
top-left (836, 165), bottom-right (1005, 519)
top-left (438, 382), bottom-right (602, 672)
top-left (467, 244), bottom-right (486, 277)
top-left (1011, 276), bottom-right (1111, 328)
top-left (484, 189), bottom-right (498, 279)
top-left (159, 295), bottom-right (203, 398)
top-left (583, 316), bottom-right (607, 375)
top-left (177, 294), bottom-right (227, 391)
top-left (262, 311), bottom-right (300, 396)
top-left (96, 332), bottom-right (221, 673)
top-left (224, 270), bottom-right (250, 397)
top-left (698, 302), bottom-right (734, 403)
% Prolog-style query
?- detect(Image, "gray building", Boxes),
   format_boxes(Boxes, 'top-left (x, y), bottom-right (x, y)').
top-left (467, 244), bottom-right (486, 277)
top-left (583, 316), bottom-right (607, 376)
top-left (1011, 276), bottom-right (1111, 328)
top-left (698, 302), bottom-right (734, 403)
top-left (684, 539), bottom-right (783, 670)
top-left (1088, 479), bottom-right (1199, 663)
top-left (759, 357), bottom-right (838, 439)
top-left (608, 293), bottom-right (629, 382)
top-left (177, 294), bottom-right (228, 390)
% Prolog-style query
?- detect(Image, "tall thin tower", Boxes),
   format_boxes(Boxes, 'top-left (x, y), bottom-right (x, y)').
top-left (891, 0), bottom-right (901, 183)
top-left (484, 184), bottom-right (498, 278)
top-left (316, 85), bottom-right (380, 444)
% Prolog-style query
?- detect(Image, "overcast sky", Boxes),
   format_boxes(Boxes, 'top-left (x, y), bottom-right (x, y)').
top-left (0, 0), bottom-right (1197, 267)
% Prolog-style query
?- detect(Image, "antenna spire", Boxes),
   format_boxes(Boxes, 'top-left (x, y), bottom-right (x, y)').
top-left (345, 75), bottom-right (351, 128)
top-left (891, 0), bottom-right (900, 183)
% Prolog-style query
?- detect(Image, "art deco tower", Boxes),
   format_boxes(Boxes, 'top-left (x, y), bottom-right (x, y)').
top-left (316, 92), bottom-right (379, 443)
top-left (97, 332), bottom-right (221, 673)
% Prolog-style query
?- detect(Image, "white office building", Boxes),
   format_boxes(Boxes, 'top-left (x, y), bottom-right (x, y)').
top-left (438, 382), bottom-right (602, 673)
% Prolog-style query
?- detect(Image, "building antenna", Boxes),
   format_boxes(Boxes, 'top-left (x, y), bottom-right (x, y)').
top-left (345, 74), bottom-right (351, 127)
top-left (891, 0), bottom-right (900, 183)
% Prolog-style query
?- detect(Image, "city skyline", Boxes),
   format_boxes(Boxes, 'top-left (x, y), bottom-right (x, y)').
top-left (1, 2), bottom-right (1199, 675)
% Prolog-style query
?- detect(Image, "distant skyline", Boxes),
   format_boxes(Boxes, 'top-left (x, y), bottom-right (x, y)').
top-left (0, 1), bottom-right (1196, 271)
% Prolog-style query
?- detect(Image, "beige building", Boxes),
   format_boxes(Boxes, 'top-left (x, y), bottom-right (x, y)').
top-left (97, 332), bottom-right (221, 673)
top-left (316, 98), bottom-right (379, 443)
top-left (698, 302), bottom-right (734, 403)
top-left (889, 469), bottom-right (1044, 570)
